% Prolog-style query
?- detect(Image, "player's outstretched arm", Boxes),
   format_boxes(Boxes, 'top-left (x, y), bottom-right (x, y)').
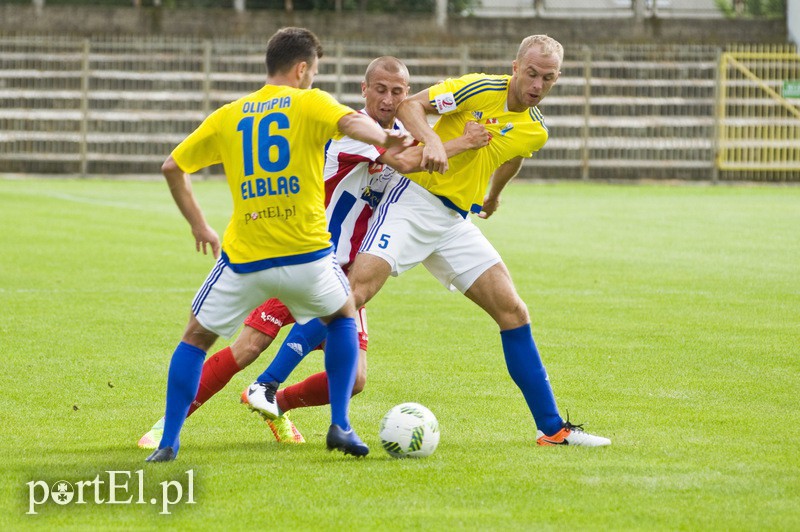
top-left (162, 155), bottom-right (221, 258)
top-left (396, 90), bottom-right (449, 174)
top-left (478, 156), bottom-right (524, 220)
top-left (380, 121), bottom-right (490, 174)
top-left (338, 112), bottom-right (413, 151)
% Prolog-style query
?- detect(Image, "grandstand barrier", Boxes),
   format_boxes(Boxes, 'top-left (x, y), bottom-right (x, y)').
top-left (715, 45), bottom-right (800, 181)
top-left (0, 35), bottom-right (797, 181)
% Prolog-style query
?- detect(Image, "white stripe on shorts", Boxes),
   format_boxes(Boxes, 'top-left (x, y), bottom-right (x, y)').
top-left (192, 257), bottom-right (226, 315)
top-left (360, 176), bottom-right (410, 252)
top-left (332, 257), bottom-right (351, 295)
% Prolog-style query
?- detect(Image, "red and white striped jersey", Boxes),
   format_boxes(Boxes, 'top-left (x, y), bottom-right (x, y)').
top-left (323, 109), bottom-right (404, 270)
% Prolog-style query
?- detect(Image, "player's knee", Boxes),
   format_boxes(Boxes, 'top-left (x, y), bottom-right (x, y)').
top-left (233, 333), bottom-right (273, 368)
top-left (349, 257), bottom-right (390, 308)
top-left (498, 297), bottom-right (530, 330)
top-left (182, 318), bottom-right (217, 351)
top-left (513, 298), bottom-right (530, 322)
top-left (232, 346), bottom-right (259, 368)
top-left (352, 287), bottom-right (370, 310)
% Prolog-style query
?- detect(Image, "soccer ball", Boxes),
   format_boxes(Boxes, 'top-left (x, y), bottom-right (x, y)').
top-left (379, 402), bottom-right (440, 458)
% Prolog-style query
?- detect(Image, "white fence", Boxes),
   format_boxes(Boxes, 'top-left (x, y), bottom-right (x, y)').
top-left (1, 34), bottom-right (797, 181)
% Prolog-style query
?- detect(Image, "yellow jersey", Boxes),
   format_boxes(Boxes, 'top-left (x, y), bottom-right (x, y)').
top-left (405, 74), bottom-right (549, 215)
top-left (172, 85), bottom-right (353, 272)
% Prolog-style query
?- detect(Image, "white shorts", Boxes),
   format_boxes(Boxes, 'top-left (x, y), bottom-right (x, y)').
top-left (192, 251), bottom-right (350, 338)
top-left (360, 178), bottom-right (501, 293)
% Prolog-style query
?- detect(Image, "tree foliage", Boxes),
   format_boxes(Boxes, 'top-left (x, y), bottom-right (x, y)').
top-left (714, 0), bottom-right (787, 18)
top-left (246, 0), bottom-right (478, 13)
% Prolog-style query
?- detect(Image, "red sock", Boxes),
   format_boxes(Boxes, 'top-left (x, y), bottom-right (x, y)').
top-left (277, 371), bottom-right (330, 412)
top-left (187, 346), bottom-right (241, 417)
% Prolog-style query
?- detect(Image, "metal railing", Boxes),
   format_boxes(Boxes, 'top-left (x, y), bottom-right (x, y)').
top-left (716, 46), bottom-right (800, 179)
top-left (1, 34), bottom-right (798, 181)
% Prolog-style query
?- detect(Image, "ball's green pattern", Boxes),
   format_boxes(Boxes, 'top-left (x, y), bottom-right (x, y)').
top-left (408, 426), bottom-right (425, 452)
top-left (382, 440), bottom-right (403, 455)
top-left (399, 405), bottom-right (425, 419)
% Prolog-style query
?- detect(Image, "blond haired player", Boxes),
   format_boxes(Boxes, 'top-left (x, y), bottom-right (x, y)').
top-left (347, 35), bottom-right (612, 447)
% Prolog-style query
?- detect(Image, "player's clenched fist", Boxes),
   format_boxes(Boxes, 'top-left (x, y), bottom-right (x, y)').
top-left (421, 139), bottom-right (449, 174)
top-left (383, 129), bottom-right (414, 150)
top-left (462, 121), bottom-right (491, 149)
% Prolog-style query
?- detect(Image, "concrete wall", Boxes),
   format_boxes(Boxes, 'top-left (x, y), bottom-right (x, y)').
top-left (0, 5), bottom-right (789, 44)
top-left (789, 0), bottom-right (799, 45)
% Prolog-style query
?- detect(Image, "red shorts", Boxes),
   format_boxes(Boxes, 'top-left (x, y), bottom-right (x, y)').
top-left (243, 298), bottom-right (369, 351)
top-left (244, 298), bottom-right (296, 338)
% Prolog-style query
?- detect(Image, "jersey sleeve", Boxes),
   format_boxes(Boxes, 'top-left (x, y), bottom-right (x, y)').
top-left (171, 106), bottom-right (225, 174)
top-left (305, 89), bottom-right (356, 141)
top-left (428, 73), bottom-right (508, 115)
top-left (336, 136), bottom-right (383, 162)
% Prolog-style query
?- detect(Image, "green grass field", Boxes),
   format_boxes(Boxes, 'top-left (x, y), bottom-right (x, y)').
top-left (1, 177), bottom-right (798, 530)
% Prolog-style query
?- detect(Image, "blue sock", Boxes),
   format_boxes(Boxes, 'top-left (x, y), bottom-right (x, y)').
top-left (324, 317), bottom-right (358, 430)
top-left (257, 318), bottom-right (328, 383)
top-left (159, 341), bottom-right (205, 453)
top-left (500, 324), bottom-right (563, 436)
